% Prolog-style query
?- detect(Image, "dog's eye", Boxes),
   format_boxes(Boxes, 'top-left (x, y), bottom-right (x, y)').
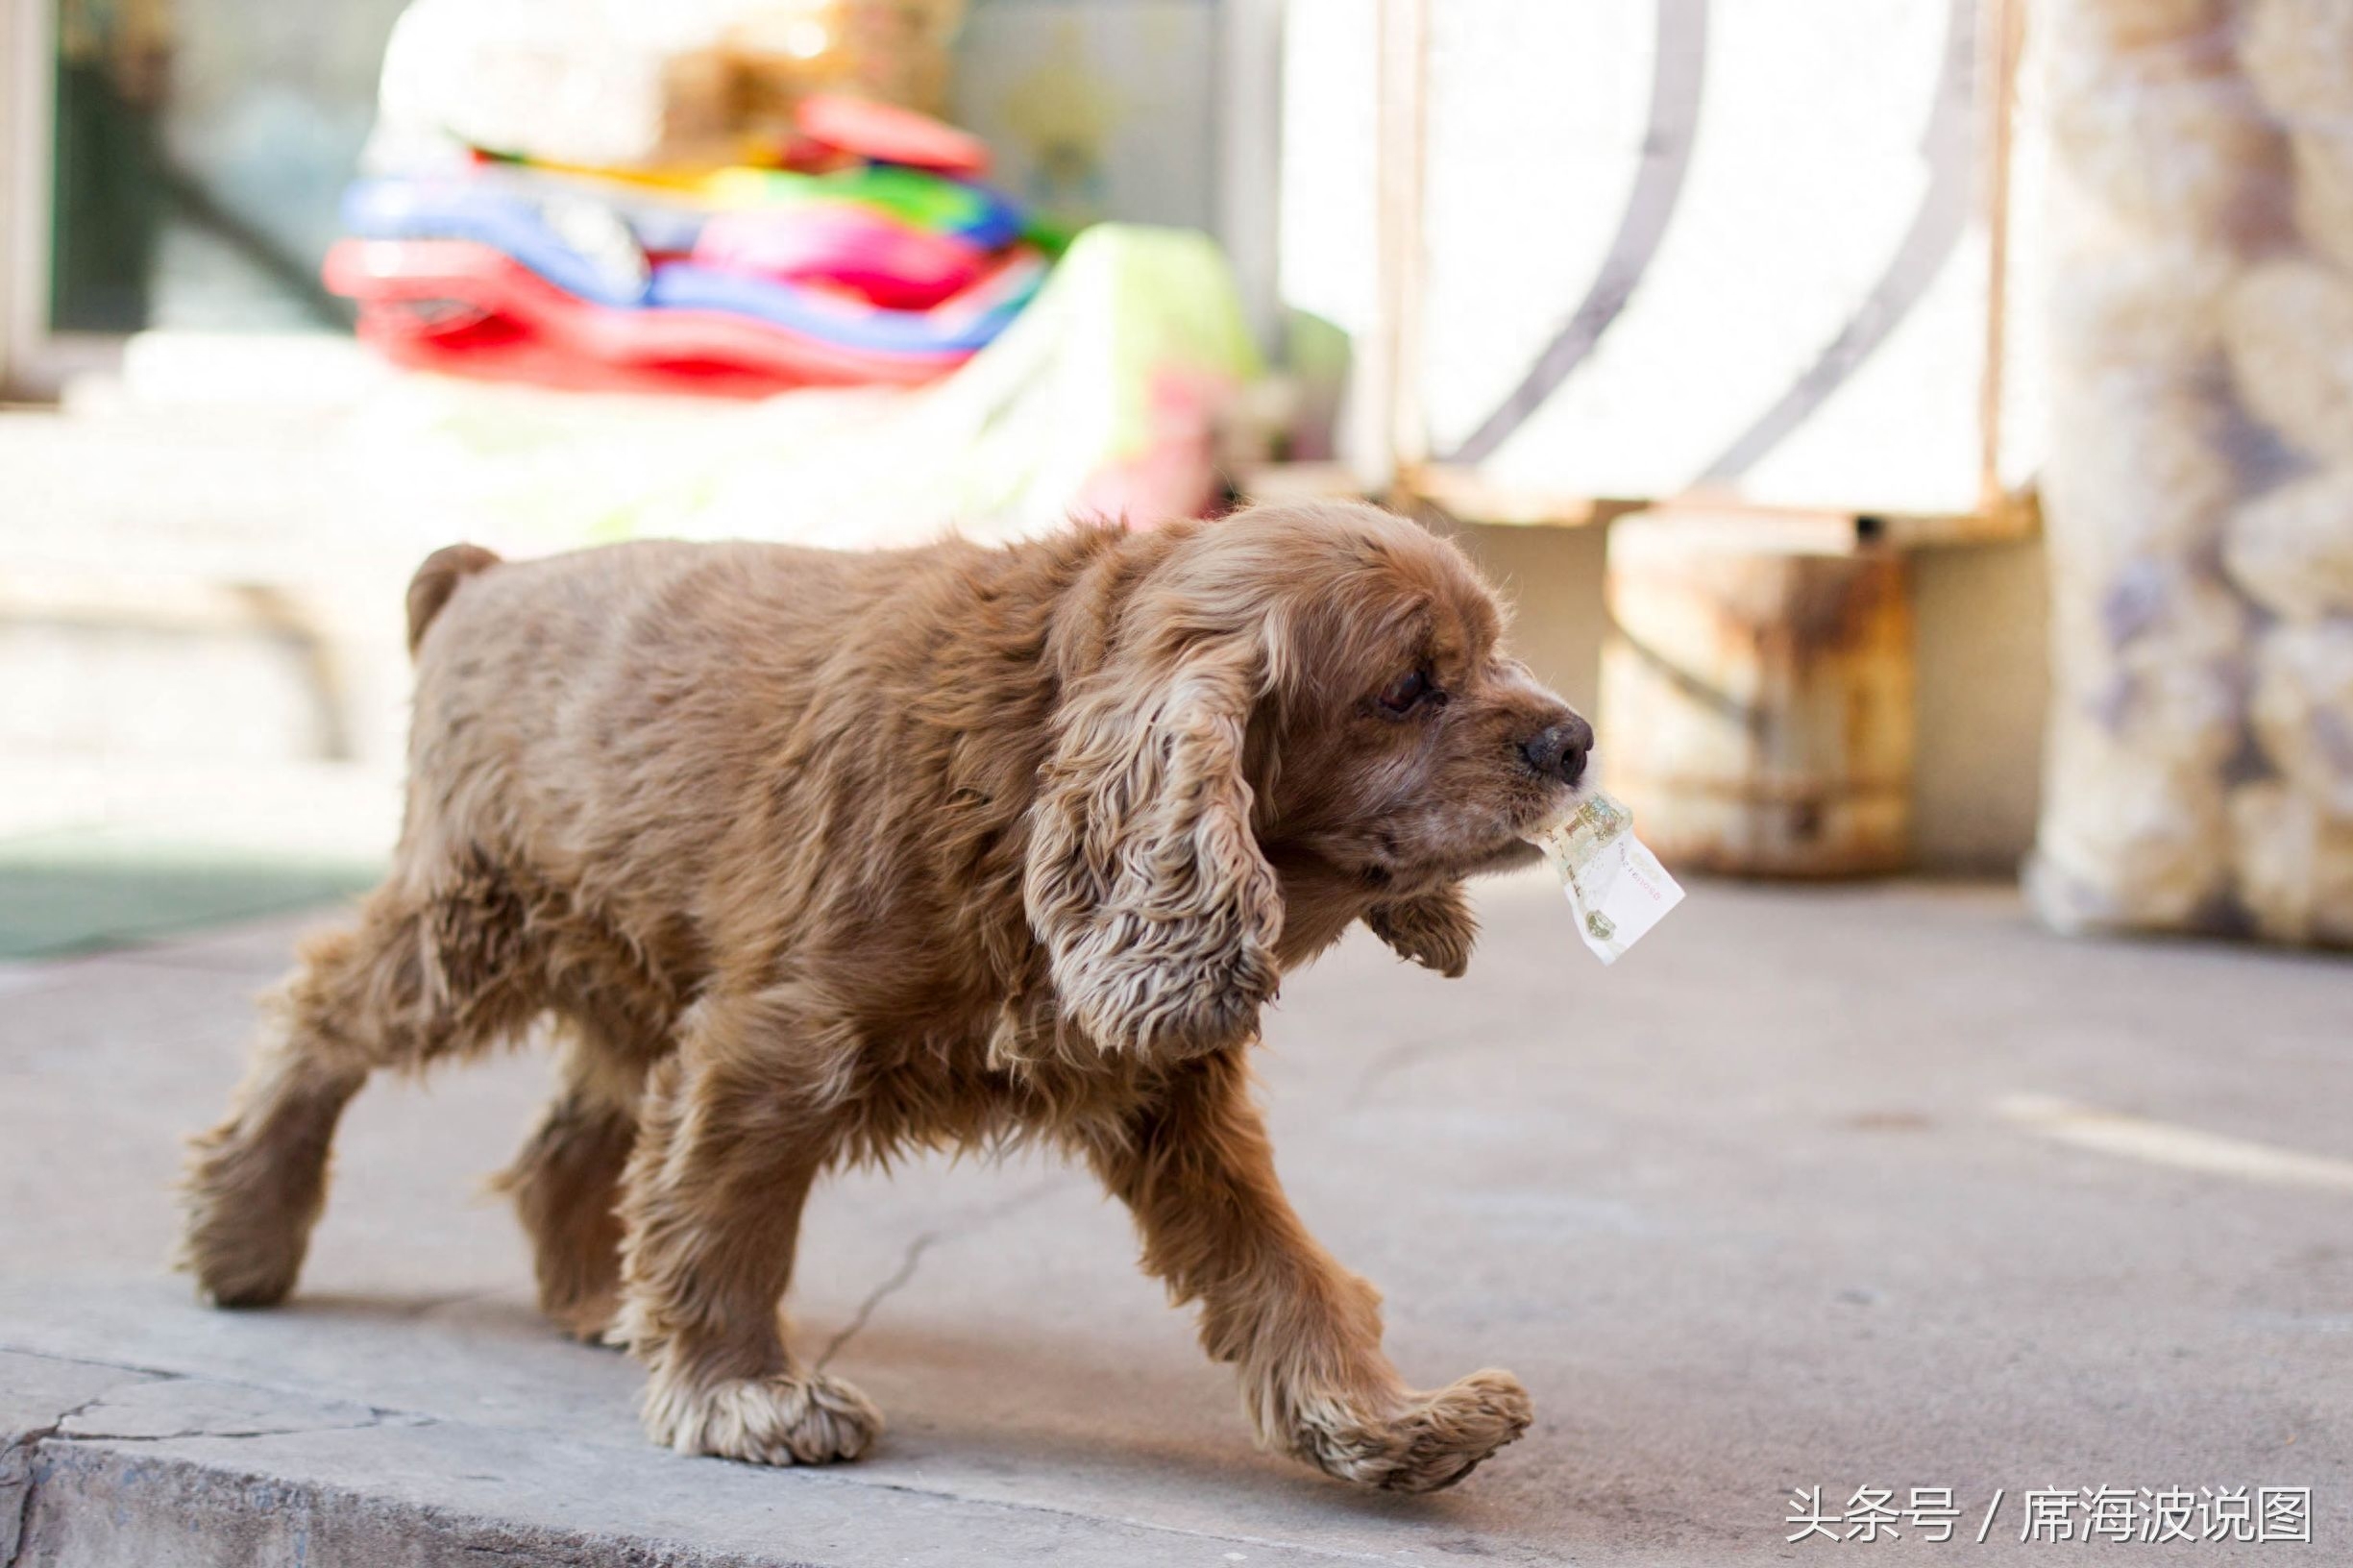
top-left (1377, 669), bottom-right (1434, 716)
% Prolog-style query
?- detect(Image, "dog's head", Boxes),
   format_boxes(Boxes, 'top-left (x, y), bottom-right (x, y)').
top-left (1025, 501), bottom-right (1589, 1062)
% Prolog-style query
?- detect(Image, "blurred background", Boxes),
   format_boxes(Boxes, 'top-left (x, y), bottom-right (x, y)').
top-left (4, 12), bottom-right (2350, 1558)
top-left (0, 0), bottom-right (2343, 967)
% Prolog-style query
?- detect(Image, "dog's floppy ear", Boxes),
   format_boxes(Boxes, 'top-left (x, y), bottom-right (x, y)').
top-left (1025, 625), bottom-right (1282, 1062)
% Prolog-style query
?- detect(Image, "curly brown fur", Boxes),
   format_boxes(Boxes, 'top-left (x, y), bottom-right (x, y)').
top-left (177, 501), bottom-right (1585, 1492)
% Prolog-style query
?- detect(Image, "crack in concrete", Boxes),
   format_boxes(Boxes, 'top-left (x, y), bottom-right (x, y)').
top-left (0, 1344), bottom-right (436, 1447)
top-left (6, 1432), bottom-right (59, 1568)
top-left (814, 1233), bottom-right (939, 1371)
top-left (814, 1176), bottom-right (1064, 1370)
top-left (2, 1392), bottom-right (114, 1568)
top-left (0, 1343), bottom-right (187, 1384)
top-left (4, 1453), bottom-right (37, 1568)
top-left (53, 1411), bottom-right (385, 1444)
top-left (0, 1347), bottom-right (193, 1567)
top-left (1, 1378), bottom-right (441, 1567)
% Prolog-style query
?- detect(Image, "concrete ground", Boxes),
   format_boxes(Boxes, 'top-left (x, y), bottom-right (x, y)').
top-left (1, 873), bottom-right (2347, 1566)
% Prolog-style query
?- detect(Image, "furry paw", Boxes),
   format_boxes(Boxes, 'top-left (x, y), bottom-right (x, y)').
top-left (1364, 886), bottom-right (1478, 978)
top-left (546, 1287), bottom-right (623, 1346)
top-left (178, 1138), bottom-right (316, 1309)
top-left (643, 1371), bottom-right (883, 1466)
top-left (1293, 1370), bottom-right (1532, 1492)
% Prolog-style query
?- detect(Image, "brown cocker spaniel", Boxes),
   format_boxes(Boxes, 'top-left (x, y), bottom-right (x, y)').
top-left (179, 500), bottom-right (1593, 1493)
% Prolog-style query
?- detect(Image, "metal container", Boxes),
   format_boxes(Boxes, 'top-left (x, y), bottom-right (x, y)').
top-left (1599, 511), bottom-right (1915, 876)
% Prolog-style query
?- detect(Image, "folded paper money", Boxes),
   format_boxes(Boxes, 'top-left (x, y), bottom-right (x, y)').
top-left (1532, 790), bottom-right (1685, 965)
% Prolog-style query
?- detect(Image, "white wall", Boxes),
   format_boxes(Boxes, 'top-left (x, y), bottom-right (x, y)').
top-left (1909, 537), bottom-right (2047, 875)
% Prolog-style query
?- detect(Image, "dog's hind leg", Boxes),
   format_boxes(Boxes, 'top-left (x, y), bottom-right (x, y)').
top-left (177, 923), bottom-right (374, 1308)
top-left (495, 1025), bottom-right (647, 1342)
top-left (178, 866), bottom-right (542, 1308)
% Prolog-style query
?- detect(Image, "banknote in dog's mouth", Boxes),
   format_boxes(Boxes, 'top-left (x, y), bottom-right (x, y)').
top-left (1531, 790), bottom-right (1684, 965)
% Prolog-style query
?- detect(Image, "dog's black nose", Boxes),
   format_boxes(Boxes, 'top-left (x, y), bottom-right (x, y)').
top-left (1521, 716), bottom-right (1593, 785)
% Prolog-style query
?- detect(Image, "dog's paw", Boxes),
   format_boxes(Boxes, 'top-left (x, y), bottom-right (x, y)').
top-left (644, 1371), bottom-right (882, 1466)
top-left (1364, 888), bottom-right (1477, 979)
top-left (178, 1146), bottom-right (312, 1309)
top-left (547, 1289), bottom-right (623, 1347)
top-left (1293, 1369), bottom-right (1532, 1493)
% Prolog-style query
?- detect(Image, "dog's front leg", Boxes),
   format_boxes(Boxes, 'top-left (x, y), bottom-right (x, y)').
top-left (612, 998), bottom-right (881, 1465)
top-left (1363, 883), bottom-right (1478, 977)
top-left (1086, 1053), bottom-right (1531, 1492)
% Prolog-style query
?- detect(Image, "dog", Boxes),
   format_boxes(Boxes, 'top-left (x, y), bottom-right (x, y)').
top-left (178, 500), bottom-right (1594, 1493)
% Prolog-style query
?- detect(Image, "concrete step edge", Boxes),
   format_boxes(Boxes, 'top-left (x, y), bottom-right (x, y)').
top-left (4, 1358), bottom-right (1359, 1568)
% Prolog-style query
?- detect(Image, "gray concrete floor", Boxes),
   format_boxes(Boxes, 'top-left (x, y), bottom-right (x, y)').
top-left (1, 873), bottom-right (2348, 1565)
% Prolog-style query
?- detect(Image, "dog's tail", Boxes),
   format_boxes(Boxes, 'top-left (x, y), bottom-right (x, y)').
top-left (405, 544), bottom-right (502, 657)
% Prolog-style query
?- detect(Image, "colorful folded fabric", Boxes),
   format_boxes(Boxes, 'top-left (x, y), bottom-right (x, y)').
top-left (475, 157), bottom-right (1027, 249)
top-left (344, 178), bottom-right (661, 306)
top-left (355, 170), bottom-right (998, 312)
top-left (698, 165), bottom-right (1028, 251)
top-left (693, 206), bottom-right (988, 309)
top-left (650, 251), bottom-right (1042, 355)
top-left (341, 180), bottom-right (1046, 355)
top-left (326, 238), bottom-right (973, 397)
top-left (344, 73), bottom-right (1049, 395)
top-left (794, 93), bottom-right (992, 178)
top-left (351, 305), bottom-right (810, 400)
